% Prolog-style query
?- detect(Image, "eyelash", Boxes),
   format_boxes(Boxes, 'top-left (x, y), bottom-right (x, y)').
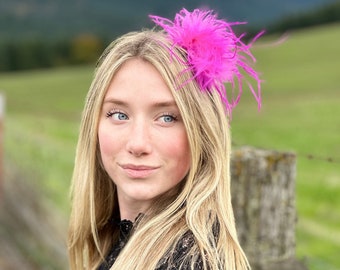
top-left (106, 109), bottom-right (126, 119)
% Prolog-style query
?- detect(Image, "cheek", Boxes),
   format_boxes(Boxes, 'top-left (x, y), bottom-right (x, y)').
top-left (164, 131), bottom-right (191, 174)
top-left (98, 124), bottom-right (116, 158)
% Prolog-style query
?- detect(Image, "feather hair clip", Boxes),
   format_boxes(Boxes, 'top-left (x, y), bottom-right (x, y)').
top-left (149, 8), bottom-right (263, 116)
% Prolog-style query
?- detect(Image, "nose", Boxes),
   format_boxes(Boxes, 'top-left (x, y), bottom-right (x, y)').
top-left (126, 118), bottom-right (152, 157)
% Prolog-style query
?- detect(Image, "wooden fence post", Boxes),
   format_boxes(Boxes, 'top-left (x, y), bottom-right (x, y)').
top-left (231, 146), bottom-right (307, 270)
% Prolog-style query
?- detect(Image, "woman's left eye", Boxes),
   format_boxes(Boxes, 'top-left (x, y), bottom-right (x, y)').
top-left (159, 114), bottom-right (177, 123)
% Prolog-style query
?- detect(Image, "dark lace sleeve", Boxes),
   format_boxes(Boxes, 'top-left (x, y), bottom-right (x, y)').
top-left (97, 219), bottom-right (133, 270)
top-left (156, 231), bottom-right (203, 270)
top-left (98, 220), bottom-right (205, 270)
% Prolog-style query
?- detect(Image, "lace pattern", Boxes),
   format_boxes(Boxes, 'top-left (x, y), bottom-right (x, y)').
top-left (97, 219), bottom-right (203, 270)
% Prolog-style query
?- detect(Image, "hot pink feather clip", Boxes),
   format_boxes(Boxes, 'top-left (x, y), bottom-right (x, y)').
top-left (149, 8), bottom-right (263, 117)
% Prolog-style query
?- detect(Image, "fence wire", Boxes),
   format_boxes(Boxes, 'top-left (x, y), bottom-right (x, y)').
top-left (232, 141), bottom-right (340, 165)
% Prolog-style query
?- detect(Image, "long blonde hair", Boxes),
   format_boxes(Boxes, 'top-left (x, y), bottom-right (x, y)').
top-left (68, 30), bottom-right (249, 269)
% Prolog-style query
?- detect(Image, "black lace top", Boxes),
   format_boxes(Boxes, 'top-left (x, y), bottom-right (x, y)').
top-left (97, 218), bottom-right (203, 270)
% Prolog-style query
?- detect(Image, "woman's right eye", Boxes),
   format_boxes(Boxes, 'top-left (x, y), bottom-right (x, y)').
top-left (106, 111), bottom-right (129, 120)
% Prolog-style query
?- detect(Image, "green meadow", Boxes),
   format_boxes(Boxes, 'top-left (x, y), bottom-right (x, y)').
top-left (1, 23), bottom-right (339, 269)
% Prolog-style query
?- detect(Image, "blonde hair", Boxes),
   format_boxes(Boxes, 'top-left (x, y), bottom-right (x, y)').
top-left (68, 30), bottom-right (249, 270)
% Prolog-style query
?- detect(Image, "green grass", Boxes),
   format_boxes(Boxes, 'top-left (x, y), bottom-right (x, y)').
top-left (1, 65), bottom-right (92, 210)
top-left (1, 23), bottom-right (340, 269)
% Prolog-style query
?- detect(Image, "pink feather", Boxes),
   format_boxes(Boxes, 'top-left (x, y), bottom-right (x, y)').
top-left (149, 8), bottom-right (263, 116)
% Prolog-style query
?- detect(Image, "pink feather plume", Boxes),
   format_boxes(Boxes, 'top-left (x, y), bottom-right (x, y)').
top-left (149, 8), bottom-right (263, 116)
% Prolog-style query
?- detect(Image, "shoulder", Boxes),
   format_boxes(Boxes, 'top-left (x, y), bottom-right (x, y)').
top-left (156, 231), bottom-right (203, 270)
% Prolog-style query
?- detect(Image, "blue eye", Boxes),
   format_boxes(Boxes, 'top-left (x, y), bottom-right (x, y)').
top-left (160, 114), bottom-right (177, 123)
top-left (114, 112), bottom-right (128, 120)
top-left (106, 111), bottom-right (128, 120)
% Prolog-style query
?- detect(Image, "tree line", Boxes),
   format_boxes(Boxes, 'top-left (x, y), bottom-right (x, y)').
top-left (266, 1), bottom-right (340, 34)
top-left (0, 34), bottom-right (106, 71)
top-left (1, 1), bottom-right (339, 72)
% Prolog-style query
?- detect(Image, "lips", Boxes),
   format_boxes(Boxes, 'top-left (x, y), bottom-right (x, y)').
top-left (119, 164), bottom-right (159, 179)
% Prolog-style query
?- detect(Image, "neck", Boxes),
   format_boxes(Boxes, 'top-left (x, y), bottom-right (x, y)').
top-left (119, 209), bottom-right (143, 221)
top-left (118, 196), bottom-right (151, 221)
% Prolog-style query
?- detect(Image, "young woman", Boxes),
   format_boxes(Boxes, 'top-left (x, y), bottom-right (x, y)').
top-left (68, 8), bottom-right (262, 270)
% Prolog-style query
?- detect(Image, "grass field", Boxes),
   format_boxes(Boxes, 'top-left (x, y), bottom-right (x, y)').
top-left (1, 23), bottom-right (339, 269)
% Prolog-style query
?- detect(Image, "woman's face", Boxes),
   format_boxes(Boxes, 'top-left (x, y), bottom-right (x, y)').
top-left (98, 58), bottom-right (191, 217)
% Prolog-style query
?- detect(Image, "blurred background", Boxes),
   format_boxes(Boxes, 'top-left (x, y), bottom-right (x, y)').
top-left (0, 0), bottom-right (339, 269)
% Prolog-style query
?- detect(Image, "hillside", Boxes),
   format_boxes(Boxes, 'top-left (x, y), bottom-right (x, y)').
top-left (0, 0), bottom-right (337, 40)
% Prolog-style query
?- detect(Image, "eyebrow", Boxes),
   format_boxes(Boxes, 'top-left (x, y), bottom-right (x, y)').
top-left (103, 98), bottom-right (127, 106)
top-left (103, 98), bottom-right (178, 109)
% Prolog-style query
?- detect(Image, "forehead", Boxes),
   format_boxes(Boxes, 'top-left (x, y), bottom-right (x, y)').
top-left (104, 58), bottom-right (177, 105)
